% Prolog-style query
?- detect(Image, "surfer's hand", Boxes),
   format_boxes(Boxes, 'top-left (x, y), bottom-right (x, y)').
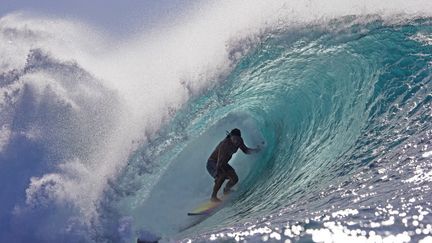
top-left (253, 145), bottom-right (261, 153)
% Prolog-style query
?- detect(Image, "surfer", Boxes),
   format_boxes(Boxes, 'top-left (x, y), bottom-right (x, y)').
top-left (207, 128), bottom-right (261, 202)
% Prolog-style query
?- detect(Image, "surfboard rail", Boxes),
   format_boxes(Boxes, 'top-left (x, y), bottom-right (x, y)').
top-left (187, 200), bottom-right (222, 216)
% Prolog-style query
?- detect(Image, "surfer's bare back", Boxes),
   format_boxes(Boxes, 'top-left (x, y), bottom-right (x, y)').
top-left (206, 128), bottom-right (260, 202)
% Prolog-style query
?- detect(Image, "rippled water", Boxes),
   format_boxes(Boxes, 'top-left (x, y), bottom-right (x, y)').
top-left (124, 18), bottom-right (432, 242)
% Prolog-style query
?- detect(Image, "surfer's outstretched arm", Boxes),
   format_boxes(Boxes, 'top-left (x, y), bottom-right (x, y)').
top-left (237, 138), bottom-right (261, 154)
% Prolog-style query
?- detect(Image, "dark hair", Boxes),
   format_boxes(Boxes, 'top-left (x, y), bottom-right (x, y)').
top-left (226, 128), bottom-right (241, 138)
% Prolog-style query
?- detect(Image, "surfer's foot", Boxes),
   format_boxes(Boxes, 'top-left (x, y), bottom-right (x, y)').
top-left (223, 188), bottom-right (233, 195)
top-left (211, 197), bottom-right (222, 203)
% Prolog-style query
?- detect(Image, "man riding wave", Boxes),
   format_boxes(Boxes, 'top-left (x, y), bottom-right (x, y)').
top-left (206, 128), bottom-right (261, 202)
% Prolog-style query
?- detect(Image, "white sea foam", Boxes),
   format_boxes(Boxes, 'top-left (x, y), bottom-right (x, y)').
top-left (0, 124), bottom-right (11, 152)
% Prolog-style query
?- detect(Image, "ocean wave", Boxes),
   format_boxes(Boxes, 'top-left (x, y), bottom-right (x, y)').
top-left (1, 2), bottom-right (432, 242)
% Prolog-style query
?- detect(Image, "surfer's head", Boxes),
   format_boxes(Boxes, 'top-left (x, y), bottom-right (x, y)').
top-left (226, 128), bottom-right (241, 139)
top-left (230, 128), bottom-right (241, 137)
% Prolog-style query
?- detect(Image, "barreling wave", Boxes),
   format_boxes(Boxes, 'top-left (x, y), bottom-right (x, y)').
top-left (1, 1), bottom-right (432, 242)
top-left (113, 17), bottom-right (432, 241)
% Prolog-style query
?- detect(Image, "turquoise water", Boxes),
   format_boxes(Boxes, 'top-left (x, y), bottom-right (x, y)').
top-left (108, 17), bottom-right (432, 242)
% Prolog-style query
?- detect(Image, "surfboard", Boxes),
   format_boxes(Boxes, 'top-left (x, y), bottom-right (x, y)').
top-left (180, 194), bottom-right (233, 232)
top-left (187, 193), bottom-right (231, 216)
top-left (187, 200), bottom-right (222, 216)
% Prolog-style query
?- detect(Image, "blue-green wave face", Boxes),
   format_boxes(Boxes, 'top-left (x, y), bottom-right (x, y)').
top-left (109, 17), bottom-right (432, 241)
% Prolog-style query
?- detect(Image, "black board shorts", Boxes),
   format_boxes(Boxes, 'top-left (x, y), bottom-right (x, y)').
top-left (206, 159), bottom-right (235, 179)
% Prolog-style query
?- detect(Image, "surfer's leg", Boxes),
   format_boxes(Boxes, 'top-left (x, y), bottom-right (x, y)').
top-left (206, 159), bottom-right (218, 178)
top-left (223, 165), bottom-right (238, 194)
top-left (211, 176), bottom-right (225, 202)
